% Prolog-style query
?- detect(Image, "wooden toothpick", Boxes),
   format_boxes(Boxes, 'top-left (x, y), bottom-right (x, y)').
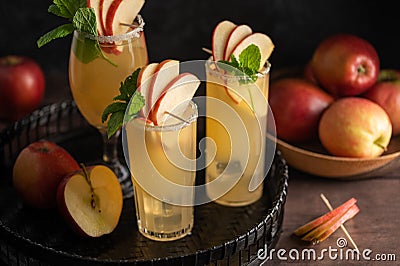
top-left (320, 193), bottom-right (360, 254)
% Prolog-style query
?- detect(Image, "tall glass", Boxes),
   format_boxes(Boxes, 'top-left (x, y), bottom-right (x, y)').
top-left (205, 59), bottom-right (270, 206)
top-left (68, 15), bottom-right (148, 198)
top-left (125, 102), bottom-right (198, 241)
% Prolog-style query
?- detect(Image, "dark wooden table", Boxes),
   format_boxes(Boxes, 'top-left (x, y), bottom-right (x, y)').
top-left (1, 72), bottom-right (399, 265)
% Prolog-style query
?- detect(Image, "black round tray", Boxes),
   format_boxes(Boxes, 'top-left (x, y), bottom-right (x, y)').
top-left (0, 101), bottom-right (289, 266)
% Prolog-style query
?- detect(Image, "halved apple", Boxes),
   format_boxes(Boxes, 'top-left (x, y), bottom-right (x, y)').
top-left (212, 20), bottom-right (236, 61)
top-left (137, 63), bottom-right (159, 117)
top-left (231, 33), bottom-right (274, 71)
top-left (105, 0), bottom-right (144, 36)
top-left (149, 73), bottom-right (200, 125)
top-left (56, 165), bottom-right (123, 237)
top-left (148, 60), bottom-right (180, 113)
top-left (223, 24), bottom-right (252, 61)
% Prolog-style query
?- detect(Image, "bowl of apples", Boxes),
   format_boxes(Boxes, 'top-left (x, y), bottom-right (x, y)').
top-left (268, 33), bottom-right (400, 179)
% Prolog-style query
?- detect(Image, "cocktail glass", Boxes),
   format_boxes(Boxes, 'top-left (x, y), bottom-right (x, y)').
top-left (125, 101), bottom-right (198, 241)
top-left (205, 59), bottom-right (271, 206)
top-left (68, 15), bottom-right (148, 198)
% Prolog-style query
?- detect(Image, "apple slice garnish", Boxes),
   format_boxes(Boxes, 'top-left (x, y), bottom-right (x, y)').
top-left (87, 0), bottom-right (104, 36)
top-left (231, 32), bottom-right (274, 71)
top-left (212, 20), bottom-right (236, 61)
top-left (105, 0), bottom-right (144, 36)
top-left (223, 24), bottom-right (252, 61)
top-left (56, 164), bottom-right (123, 237)
top-left (294, 198), bottom-right (357, 236)
top-left (149, 73), bottom-right (200, 125)
top-left (148, 60), bottom-right (180, 113)
top-left (137, 63), bottom-right (159, 117)
top-left (301, 204), bottom-right (359, 243)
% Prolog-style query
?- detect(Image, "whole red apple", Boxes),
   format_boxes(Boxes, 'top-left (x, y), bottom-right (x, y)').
top-left (311, 34), bottom-right (380, 97)
top-left (269, 78), bottom-right (334, 142)
top-left (13, 140), bottom-right (80, 209)
top-left (319, 97), bottom-right (392, 158)
top-left (0, 55), bottom-right (45, 121)
top-left (363, 69), bottom-right (400, 136)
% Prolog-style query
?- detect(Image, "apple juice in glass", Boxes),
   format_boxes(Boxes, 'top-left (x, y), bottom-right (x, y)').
top-left (125, 101), bottom-right (198, 241)
top-left (205, 60), bottom-right (271, 206)
top-left (69, 16), bottom-right (148, 198)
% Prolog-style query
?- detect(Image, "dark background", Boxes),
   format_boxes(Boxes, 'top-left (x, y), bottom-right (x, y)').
top-left (0, 0), bottom-right (399, 87)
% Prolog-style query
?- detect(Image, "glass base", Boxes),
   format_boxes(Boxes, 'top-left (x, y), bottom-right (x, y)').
top-left (109, 159), bottom-right (133, 199)
top-left (137, 224), bottom-right (192, 241)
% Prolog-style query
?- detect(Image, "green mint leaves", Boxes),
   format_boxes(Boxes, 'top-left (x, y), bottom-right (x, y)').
top-left (37, 0), bottom-right (86, 47)
top-left (218, 44), bottom-right (261, 84)
top-left (37, 0), bottom-right (112, 65)
top-left (102, 68), bottom-right (145, 138)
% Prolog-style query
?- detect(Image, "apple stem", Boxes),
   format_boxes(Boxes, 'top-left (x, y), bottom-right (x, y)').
top-left (357, 65), bottom-right (366, 75)
top-left (80, 163), bottom-right (98, 210)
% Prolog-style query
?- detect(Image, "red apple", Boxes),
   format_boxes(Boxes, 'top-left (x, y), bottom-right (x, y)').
top-left (303, 60), bottom-right (318, 85)
top-left (13, 141), bottom-right (80, 209)
top-left (0, 55), bottom-right (45, 121)
top-left (319, 97), bottom-right (392, 158)
top-left (363, 69), bottom-right (400, 136)
top-left (57, 164), bottom-right (123, 237)
top-left (149, 72), bottom-right (200, 125)
top-left (269, 78), bottom-right (334, 142)
top-left (311, 34), bottom-right (380, 97)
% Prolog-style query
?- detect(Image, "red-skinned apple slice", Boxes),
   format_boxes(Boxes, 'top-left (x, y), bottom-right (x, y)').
top-left (106, 0), bottom-right (144, 36)
top-left (87, 0), bottom-right (104, 35)
top-left (149, 73), bottom-right (200, 125)
top-left (231, 32), bottom-right (274, 71)
top-left (137, 63), bottom-right (159, 117)
top-left (224, 24), bottom-right (252, 61)
top-left (301, 204), bottom-right (360, 243)
top-left (57, 165), bottom-right (123, 237)
top-left (99, 0), bottom-right (113, 35)
top-left (149, 60), bottom-right (180, 113)
top-left (294, 198), bottom-right (357, 236)
top-left (212, 20), bottom-right (236, 61)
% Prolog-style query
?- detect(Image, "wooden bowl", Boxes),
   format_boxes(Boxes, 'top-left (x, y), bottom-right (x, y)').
top-left (268, 134), bottom-right (400, 179)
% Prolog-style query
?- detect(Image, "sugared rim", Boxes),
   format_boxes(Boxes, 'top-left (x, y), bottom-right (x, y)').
top-left (76, 14), bottom-right (145, 43)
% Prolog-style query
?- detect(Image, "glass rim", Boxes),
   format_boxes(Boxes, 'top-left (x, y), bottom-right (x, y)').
top-left (132, 101), bottom-right (198, 132)
top-left (206, 57), bottom-right (271, 80)
top-left (75, 14), bottom-right (145, 43)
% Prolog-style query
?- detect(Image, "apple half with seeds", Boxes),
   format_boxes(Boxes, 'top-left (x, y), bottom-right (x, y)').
top-left (57, 164), bottom-right (123, 237)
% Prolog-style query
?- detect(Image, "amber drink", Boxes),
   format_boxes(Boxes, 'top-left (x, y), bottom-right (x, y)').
top-left (126, 102), bottom-right (198, 241)
top-left (205, 60), bottom-right (270, 206)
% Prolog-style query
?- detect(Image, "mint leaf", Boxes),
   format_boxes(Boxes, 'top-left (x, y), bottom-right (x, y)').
top-left (102, 68), bottom-right (145, 138)
top-left (49, 0), bottom-right (86, 19)
top-left (218, 44), bottom-right (262, 84)
top-left (73, 8), bottom-right (97, 35)
top-left (37, 23), bottom-right (74, 48)
top-left (239, 44), bottom-right (261, 73)
top-left (102, 102), bottom-right (127, 123)
top-left (126, 92), bottom-right (145, 120)
top-left (107, 111), bottom-right (125, 139)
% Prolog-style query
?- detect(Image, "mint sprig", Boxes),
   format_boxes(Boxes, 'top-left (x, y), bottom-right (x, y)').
top-left (102, 68), bottom-right (145, 138)
top-left (217, 44), bottom-right (262, 84)
top-left (37, 0), bottom-right (113, 65)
